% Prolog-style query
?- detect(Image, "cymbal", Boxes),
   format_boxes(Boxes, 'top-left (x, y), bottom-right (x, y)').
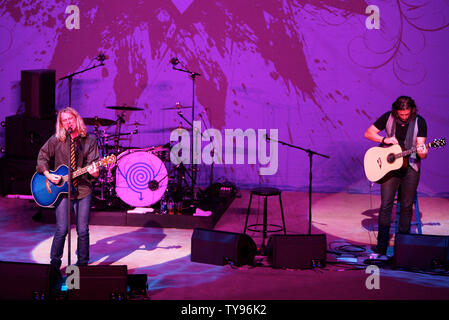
top-left (126, 121), bottom-right (143, 126)
top-left (144, 126), bottom-right (189, 133)
top-left (84, 117), bottom-right (116, 126)
top-left (106, 105), bottom-right (144, 111)
top-left (162, 103), bottom-right (192, 110)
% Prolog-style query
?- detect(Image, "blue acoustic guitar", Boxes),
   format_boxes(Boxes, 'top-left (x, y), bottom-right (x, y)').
top-left (31, 155), bottom-right (116, 208)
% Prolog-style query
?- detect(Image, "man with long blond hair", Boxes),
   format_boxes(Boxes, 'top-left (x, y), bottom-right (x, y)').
top-left (37, 107), bottom-right (100, 270)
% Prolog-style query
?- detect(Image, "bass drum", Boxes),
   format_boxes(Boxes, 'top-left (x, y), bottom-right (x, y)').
top-left (115, 150), bottom-right (168, 207)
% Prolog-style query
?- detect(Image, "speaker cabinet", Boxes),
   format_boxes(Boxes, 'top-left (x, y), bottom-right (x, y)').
top-left (267, 234), bottom-right (327, 269)
top-left (0, 156), bottom-right (37, 195)
top-left (5, 114), bottom-right (55, 159)
top-left (393, 233), bottom-right (449, 270)
top-left (0, 261), bottom-right (60, 300)
top-left (67, 265), bottom-right (128, 300)
top-left (21, 69), bottom-right (56, 119)
top-left (191, 228), bottom-right (257, 266)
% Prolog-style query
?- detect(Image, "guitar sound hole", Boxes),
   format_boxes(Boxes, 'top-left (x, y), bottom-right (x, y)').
top-left (387, 153), bottom-right (396, 163)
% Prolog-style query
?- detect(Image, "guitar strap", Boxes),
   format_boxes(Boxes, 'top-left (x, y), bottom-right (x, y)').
top-left (385, 113), bottom-right (420, 172)
top-left (407, 118), bottom-right (420, 172)
top-left (385, 114), bottom-right (396, 139)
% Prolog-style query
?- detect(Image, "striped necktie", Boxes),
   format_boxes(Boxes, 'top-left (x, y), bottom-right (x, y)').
top-left (70, 137), bottom-right (77, 187)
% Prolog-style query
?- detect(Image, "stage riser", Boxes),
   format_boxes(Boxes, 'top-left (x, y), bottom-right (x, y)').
top-left (35, 210), bottom-right (222, 229)
top-left (33, 196), bottom-right (234, 229)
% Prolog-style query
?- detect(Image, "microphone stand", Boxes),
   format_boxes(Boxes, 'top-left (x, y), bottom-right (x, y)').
top-left (171, 61), bottom-right (201, 202)
top-left (266, 136), bottom-right (330, 234)
top-left (67, 130), bottom-right (73, 266)
top-left (59, 61), bottom-right (105, 106)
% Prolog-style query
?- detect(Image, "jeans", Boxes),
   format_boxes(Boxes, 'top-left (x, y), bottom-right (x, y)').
top-left (377, 166), bottom-right (420, 254)
top-left (50, 193), bottom-right (92, 269)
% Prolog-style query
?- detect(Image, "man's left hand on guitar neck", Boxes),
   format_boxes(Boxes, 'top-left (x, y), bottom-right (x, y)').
top-left (87, 162), bottom-right (100, 178)
top-left (416, 137), bottom-right (428, 159)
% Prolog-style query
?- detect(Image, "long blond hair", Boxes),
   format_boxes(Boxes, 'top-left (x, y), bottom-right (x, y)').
top-left (56, 107), bottom-right (87, 142)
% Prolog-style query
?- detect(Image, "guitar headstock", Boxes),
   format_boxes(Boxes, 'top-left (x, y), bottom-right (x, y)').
top-left (99, 154), bottom-right (117, 166)
top-left (430, 138), bottom-right (446, 149)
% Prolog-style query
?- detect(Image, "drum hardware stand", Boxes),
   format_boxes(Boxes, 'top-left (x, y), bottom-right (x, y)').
top-left (106, 129), bottom-right (139, 143)
top-left (92, 125), bottom-right (107, 202)
top-left (175, 110), bottom-right (197, 194)
top-left (90, 125), bottom-right (116, 205)
top-left (170, 57), bottom-right (201, 203)
top-left (198, 112), bottom-right (218, 186)
top-left (113, 113), bottom-right (126, 154)
top-left (266, 136), bottom-right (330, 235)
top-left (176, 111), bottom-right (192, 127)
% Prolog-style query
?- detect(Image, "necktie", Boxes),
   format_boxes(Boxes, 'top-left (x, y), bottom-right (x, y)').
top-left (70, 137), bottom-right (77, 187)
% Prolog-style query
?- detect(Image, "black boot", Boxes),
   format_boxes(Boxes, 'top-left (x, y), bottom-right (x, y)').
top-left (374, 225), bottom-right (390, 255)
top-left (48, 264), bottom-right (63, 299)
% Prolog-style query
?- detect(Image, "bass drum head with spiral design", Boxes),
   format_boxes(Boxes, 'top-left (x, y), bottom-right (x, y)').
top-left (115, 151), bottom-right (168, 207)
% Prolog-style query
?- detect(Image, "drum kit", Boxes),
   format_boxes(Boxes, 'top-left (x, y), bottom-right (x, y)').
top-left (87, 105), bottom-right (191, 211)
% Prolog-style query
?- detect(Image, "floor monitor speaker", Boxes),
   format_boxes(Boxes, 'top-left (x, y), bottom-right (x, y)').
top-left (67, 265), bottom-right (128, 300)
top-left (0, 261), bottom-right (59, 300)
top-left (267, 234), bottom-right (327, 269)
top-left (191, 228), bottom-right (257, 266)
top-left (393, 233), bottom-right (449, 270)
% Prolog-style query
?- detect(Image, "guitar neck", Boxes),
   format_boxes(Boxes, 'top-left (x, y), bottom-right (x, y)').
top-left (396, 142), bottom-right (431, 158)
top-left (72, 160), bottom-right (101, 179)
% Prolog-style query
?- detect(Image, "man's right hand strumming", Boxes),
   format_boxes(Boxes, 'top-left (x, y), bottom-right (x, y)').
top-left (383, 136), bottom-right (398, 145)
top-left (44, 171), bottom-right (62, 185)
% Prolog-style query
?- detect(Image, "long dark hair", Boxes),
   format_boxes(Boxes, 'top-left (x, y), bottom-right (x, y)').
top-left (392, 96), bottom-right (417, 120)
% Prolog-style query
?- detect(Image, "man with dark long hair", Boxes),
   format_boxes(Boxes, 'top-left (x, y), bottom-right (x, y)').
top-left (37, 107), bottom-right (100, 270)
top-left (364, 96), bottom-right (428, 256)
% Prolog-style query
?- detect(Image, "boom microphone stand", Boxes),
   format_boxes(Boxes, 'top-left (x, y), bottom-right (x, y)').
top-left (170, 57), bottom-right (201, 202)
top-left (67, 129), bottom-right (73, 266)
top-left (266, 135), bottom-right (330, 234)
top-left (59, 54), bottom-right (106, 106)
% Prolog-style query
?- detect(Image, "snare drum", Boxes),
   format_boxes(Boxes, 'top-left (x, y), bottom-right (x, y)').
top-left (114, 149), bottom-right (168, 207)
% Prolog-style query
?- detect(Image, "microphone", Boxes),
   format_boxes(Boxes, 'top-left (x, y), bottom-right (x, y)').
top-left (264, 134), bottom-right (270, 141)
top-left (67, 128), bottom-right (73, 134)
top-left (95, 53), bottom-right (108, 62)
top-left (169, 57), bottom-right (180, 65)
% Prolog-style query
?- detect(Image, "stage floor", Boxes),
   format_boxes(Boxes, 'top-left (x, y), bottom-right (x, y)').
top-left (0, 190), bottom-right (449, 301)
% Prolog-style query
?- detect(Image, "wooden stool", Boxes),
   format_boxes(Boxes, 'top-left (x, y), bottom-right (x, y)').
top-left (243, 187), bottom-right (286, 251)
